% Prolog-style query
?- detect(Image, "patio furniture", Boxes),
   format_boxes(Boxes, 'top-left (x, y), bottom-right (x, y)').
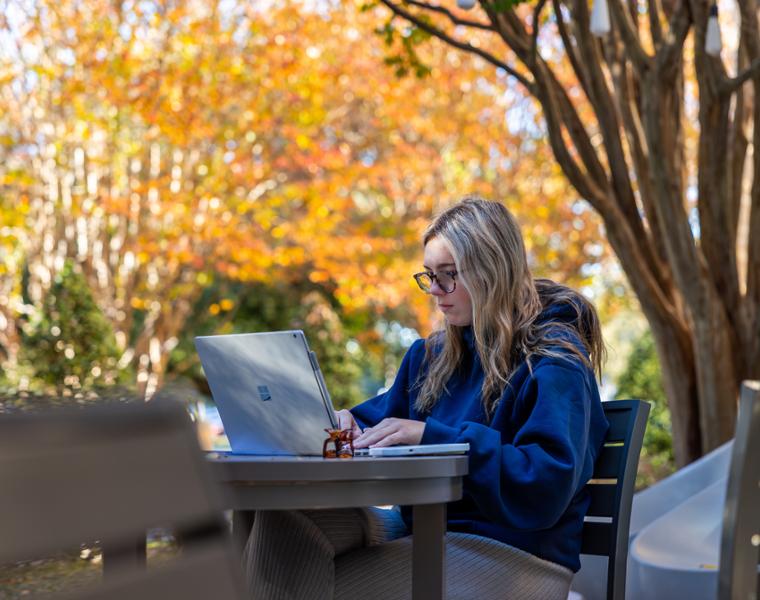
top-left (207, 453), bottom-right (467, 600)
top-left (0, 400), bottom-right (245, 599)
top-left (718, 380), bottom-right (760, 600)
top-left (579, 399), bottom-right (650, 600)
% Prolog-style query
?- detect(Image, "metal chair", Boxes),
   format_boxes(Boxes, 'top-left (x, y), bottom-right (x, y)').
top-left (718, 380), bottom-right (760, 600)
top-left (580, 399), bottom-right (650, 600)
top-left (0, 400), bottom-right (245, 599)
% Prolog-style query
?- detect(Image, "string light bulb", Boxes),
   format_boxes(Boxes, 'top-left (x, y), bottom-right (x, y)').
top-left (457, 0), bottom-right (477, 9)
top-left (590, 0), bottom-right (611, 37)
top-left (705, 3), bottom-right (722, 57)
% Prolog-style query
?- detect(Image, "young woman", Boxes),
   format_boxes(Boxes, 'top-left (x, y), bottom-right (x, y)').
top-left (244, 196), bottom-right (608, 599)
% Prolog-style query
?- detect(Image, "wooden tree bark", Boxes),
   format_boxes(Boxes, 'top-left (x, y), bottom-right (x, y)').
top-left (378, 0), bottom-right (760, 464)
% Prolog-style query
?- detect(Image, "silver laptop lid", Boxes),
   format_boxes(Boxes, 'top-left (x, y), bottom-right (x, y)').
top-left (195, 330), bottom-right (337, 455)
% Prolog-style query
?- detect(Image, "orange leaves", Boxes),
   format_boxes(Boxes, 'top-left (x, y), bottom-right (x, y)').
top-left (0, 0), bottom-right (608, 351)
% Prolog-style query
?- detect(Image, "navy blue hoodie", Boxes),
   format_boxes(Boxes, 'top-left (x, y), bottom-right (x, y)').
top-left (350, 301), bottom-right (609, 572)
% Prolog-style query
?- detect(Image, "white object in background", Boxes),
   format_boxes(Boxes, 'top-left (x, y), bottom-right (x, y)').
top-left (570, 442), bottom-right (733, 600)
top-left (590, 0), bottom-right (611, 37)
top-left (705, 4), bottom-right (722, 57)
top-left (457, 0), bottom-right (477, 9)
top-left (627, 479), bottom-right (726, 599)
top-left (628, 442), bottom-right (732, 535)
top-left (625, 442), bottom-right (734, 600)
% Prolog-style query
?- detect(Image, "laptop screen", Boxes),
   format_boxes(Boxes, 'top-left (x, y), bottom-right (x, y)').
top-left (195, 331), bottom-right (336, 455)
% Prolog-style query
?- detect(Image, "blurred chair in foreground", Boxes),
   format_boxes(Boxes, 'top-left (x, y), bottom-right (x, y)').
top-left (0, 400), bottom-right (245, 599)
top-left (718, 380), bottom-right (760, 600)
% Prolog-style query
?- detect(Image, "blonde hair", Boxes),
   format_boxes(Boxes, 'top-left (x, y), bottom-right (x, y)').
top-left (415, 196), bottom-right (604, 417)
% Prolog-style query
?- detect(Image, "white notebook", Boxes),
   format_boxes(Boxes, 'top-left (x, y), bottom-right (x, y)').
top-left (353, 443), bottom-right (469, 457)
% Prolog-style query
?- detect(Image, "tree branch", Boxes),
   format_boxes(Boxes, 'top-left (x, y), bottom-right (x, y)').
top-left (568, 3), bottom-right (669, 292)
top-left (734, 0), bottom-right (760, 360)
top-left (696, 100), bottom-right (742, 331)
top-left (640, 71), bottom-right (724, 346)
top-left (648, 0), bottom-right (664, 46)
top-left (405, 0), bottom-right (493, 31)
top-left (659, 0), bottom-right (691, 75)
top-left (747, 184), bottom-right (760, 361)
top-left (378, 0), bottom-right (533, 90)
top-left (532, 76), bottom-right (606, 205)
top-left (721, 56), bottom-right (760, 96)
top-left (530, 0), bottom-right (549, 67)
top-left (552, 0), bottom-right (593, 100)
top-left (727, 32), bottom-right (750, 242)
top-left (481, 1), bottom-right (532, 55)
top-left (546, 63), bottom-right (608, 185)
top-left (481, 1), bottom-right (609, 187)
top-left (536, 66), bottom-right (678, 330)
top-left (606, 0), bottom-right (652, 70)
top-left (612, 51), bottom-right (672, 291)
top-left (564, 0), bottom-right (643, 200)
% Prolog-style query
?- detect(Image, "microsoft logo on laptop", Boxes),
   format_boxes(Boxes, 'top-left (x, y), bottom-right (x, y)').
top-left (257, 385), bottom-right (272, 401)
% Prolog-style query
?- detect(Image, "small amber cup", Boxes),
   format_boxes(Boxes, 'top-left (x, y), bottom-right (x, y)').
top-left (322, 428), bottom-right (354, 458)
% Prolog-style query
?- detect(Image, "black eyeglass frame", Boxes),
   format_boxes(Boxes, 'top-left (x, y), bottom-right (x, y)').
top-left (413, 270), bottom-right (458, 294)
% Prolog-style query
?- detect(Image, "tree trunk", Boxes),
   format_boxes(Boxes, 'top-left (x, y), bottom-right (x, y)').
top-left (646, 311), bottom-right (702, 465)
top-left (375, 0), bottom-right (760, 464)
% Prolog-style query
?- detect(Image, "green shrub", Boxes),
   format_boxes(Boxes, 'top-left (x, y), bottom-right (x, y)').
top-left (20, 260), bottom-right (129, 394)
top-left (168, 279), bottom-right (374, 410)
top-left (615, 329), bottom-right (676, 489)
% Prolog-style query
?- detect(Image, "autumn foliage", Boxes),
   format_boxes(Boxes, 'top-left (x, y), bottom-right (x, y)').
top-left (0, 0), bottom-right (605, 397)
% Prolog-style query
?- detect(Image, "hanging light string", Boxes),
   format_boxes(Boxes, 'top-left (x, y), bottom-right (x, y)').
top-left (705, 2), bottom-right (722, 57)
top-left (590, 0), bottom-right (611, 37)
top-left (589, 0), bottom-right (721, 52)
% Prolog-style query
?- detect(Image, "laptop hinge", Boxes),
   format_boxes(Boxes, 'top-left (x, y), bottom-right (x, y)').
top-left (309, 351), bottom-right (338, 429)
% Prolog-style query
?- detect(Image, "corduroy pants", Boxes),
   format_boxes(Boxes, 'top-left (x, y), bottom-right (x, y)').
top-left (242, 508), bottom-right (573, 600)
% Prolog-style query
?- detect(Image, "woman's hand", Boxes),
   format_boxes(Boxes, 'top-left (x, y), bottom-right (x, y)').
top-left (335, 409), bottom-right (363, 441)
top-left (353, 418), bottom-right (425, 449)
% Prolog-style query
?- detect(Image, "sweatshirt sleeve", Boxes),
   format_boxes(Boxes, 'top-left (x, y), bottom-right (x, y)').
top-left (421, 361), bottom-right (597, 531)
top-left (349, 339), bottom-right (425, 430)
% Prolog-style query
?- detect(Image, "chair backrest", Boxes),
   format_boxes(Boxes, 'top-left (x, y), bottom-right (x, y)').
top-left (581, 399), bottom-right (650, 600)
top-left (0, 399), bottom-right (245, 599)
top-left (718, 380), bottom-right (760, 600)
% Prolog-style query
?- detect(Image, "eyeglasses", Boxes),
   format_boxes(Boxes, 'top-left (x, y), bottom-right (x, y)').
top-left (413, 270), bottom-right (458, 294)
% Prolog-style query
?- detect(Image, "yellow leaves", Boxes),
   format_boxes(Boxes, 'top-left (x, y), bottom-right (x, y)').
top-left (309, 271), bottom-right (331, 284)
top-left (0, 0), bottom-right (610, 344)
top-left (0, 65), bottom-right (18, 87)
top-left (541, 176), bottom-right (566, 198)
top-left (229, 57), bottom-right (244, 76)
top-left (209, 299), bottom-right (234, 315)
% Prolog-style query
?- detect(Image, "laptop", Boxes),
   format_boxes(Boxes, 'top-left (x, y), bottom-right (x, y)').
top-left (194, 330), bottom-right (469, 457)
top-left (353, 444), bottom-right (468, 457)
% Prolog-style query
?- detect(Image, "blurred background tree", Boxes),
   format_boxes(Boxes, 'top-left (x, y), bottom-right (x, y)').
top-left (20, 259), bottom-right (132, 395)
top-left (167, 278), bottom-right (384, 410)
top-left (0, 0), bottom-right (607, 403)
